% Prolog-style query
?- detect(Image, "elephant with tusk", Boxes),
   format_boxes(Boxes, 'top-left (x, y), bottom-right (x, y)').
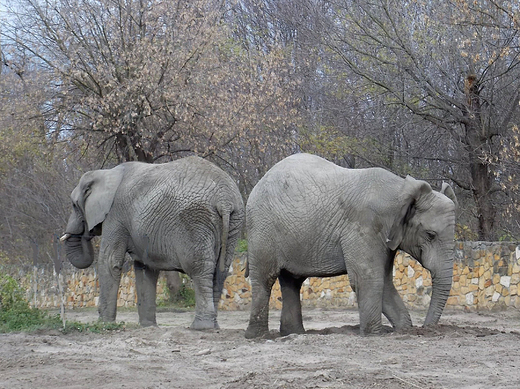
top-left (245, 153), bottom-right (457, 338)
top-left (61, 156), bottom-right (244, 329)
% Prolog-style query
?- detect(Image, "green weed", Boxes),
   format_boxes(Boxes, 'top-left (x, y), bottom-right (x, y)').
top-left (236, 238), bottom-right (248, 253)
top-left (61, 320), bottom-right (127, 334)
top-left (170, 274), bottom-right (196, 308)
top-left (0, 272), bottom-right (126, 334)
top-left (0, 273), bottom-right (57, 332)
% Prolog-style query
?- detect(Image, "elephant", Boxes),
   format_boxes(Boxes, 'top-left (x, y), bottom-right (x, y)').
top-left (60, 156), bottom-right (244, 330)
top-left (244, 153), bottom-right (457, 338)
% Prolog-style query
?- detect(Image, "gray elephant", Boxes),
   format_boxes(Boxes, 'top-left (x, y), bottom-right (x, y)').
top-left (245, 153), bottom-right (457, 338)
top-left (60, 156), bottom-right (244, 329)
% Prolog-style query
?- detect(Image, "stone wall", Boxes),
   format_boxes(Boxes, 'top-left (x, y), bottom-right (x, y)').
top-left (221, 242), bottom-right (520, 311)
top-left (3, 242), bottom-right (520, 313)
top-left (7, 264), bottom-right (169, 310)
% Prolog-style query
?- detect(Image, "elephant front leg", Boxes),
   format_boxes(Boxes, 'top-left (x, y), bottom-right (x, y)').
top-left (279, 270), bottom-right (306, 336)
top-left (97, 239), bottom-right (126, 323)
top-left (351, 274), bottom-right (385, 335)
top-left (382, 269), bottom-right (412, 331)
top-left (134, 261), bottom-right (160, 327)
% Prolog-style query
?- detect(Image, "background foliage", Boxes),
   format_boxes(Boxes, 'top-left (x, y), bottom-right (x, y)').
top-left (0, 0), bottom-right (519, 267)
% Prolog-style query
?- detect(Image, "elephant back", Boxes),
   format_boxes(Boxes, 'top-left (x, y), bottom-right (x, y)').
top-left (113, 158), bottom-right (243, 241)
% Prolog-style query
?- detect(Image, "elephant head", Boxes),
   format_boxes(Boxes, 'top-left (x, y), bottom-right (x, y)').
top-left (61, 165), bottom-right (125, 269)
top-left (387, 176), bottom-right (457, 327)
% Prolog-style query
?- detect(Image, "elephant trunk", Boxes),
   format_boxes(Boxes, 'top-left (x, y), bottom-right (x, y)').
top-left (63, 212), bottom-right (95, 269)
top-left (424, 254), bottom-right (454, 326)
top-left (64, 234), bottom-right (95, 269)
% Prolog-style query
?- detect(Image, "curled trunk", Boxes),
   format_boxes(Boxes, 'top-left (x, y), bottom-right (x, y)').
top-left (63, 211), bottom-right (96, 269)
top-left (65, 234), bottom-right (95, 269)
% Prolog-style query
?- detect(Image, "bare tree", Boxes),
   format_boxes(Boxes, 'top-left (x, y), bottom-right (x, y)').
top-left (2, 0), bottom-right (299, 171)
top-left (0, 0), bottom-right (301, 269)
top-left (288, 0), bottom-right (520, 240)
top-left (0, 60), bottom-right (90, 264)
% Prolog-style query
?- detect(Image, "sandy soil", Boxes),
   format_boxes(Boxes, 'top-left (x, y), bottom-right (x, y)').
top-left (1, 307), bottom-right (520, 389)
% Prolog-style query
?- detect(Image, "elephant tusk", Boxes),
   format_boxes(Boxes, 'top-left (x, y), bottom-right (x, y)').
top-left (60, 233), bottom-right (71, 242)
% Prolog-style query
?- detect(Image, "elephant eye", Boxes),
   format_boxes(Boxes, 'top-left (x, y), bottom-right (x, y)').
top-left (426, 231), bottom-right (436, 241)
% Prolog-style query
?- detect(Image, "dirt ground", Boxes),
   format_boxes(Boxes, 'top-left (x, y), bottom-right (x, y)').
top-left (2, 306), bottom-right (520, 389)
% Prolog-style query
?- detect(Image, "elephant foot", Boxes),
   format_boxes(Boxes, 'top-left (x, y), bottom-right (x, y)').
top-left (279, 324), bottom-right (305, 337)
top-left (98, 308), bottom-right (117, 323)
top-left (359, 322), bottom-right (383, 336)
top-left (244, 324), bottom-right (269, 339)
top-left (139, 319), bottom-right (158, 327)
top-left (98, 314), bottom-right (117, 324)
top-left (393, 320), bottom-right (413, 333)
top-left (190, 317), bottom-right (219, 331)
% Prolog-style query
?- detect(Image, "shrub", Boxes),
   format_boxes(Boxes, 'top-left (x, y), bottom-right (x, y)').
top-left (0, 272), bottom-right (126, 333)
top-left (0, 272), bottom-right (58, 332)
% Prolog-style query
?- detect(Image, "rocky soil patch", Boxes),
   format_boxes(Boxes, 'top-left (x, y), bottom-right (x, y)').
top-left (2, 308), bottom-right (520, 388)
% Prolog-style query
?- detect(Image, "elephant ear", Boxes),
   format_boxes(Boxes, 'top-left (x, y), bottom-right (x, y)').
top-left (71, 165), bottom-right (125, 232)
top-left (387, 176), bottom-right (432, 251)
top-left (440, 182), bottom-right (459, 209)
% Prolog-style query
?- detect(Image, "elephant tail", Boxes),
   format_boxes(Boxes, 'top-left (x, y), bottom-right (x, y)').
top-left (217, 204), bottom-right (231, 273)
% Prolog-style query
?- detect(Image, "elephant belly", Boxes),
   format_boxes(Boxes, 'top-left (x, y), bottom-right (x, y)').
top-left (127, 237), bottom-right (183, 272)
top-left (146, 252), bottom-right (183, 271)
top-left (282, 241), bottom-right (347, 278)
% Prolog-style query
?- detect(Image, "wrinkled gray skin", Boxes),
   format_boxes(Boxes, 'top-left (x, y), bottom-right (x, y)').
top-left (245, 153), bottom-right (457, 338)
top-left (62, 156), bottom-right (244, 329)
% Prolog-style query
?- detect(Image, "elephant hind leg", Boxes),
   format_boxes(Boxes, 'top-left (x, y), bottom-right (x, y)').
top-left (211, 267), bottom-right (228, 330)
top-left (245, 265), bottom-right (277, 339)
top-left (134, 261), bottom-right (160, 327)
top-left (279, 270), bottom-right (306, 336)
top-left (211, 232), bottom-right (240, 327)
top-left (191, 273), bottom-right (219, 330)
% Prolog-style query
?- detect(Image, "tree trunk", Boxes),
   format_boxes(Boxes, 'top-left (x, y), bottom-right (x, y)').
top-left (463, 74), bottom-right (496, 241)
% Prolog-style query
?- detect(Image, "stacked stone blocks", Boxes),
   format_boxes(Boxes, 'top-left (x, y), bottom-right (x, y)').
top-left (6, 242), bottom-right (520, 313)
